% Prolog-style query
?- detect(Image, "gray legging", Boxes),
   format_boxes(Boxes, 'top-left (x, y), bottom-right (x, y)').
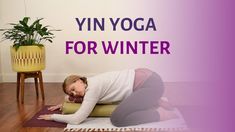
top-left (110, 72), bottom-right (164, 127)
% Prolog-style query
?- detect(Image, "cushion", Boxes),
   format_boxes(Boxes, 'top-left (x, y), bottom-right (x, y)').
top-left (62, 102), bottom-right (118, 117)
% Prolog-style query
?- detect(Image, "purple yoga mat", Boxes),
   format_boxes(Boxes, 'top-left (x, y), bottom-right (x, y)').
top-left (23, 105), bottom-right (66, 128)
top-left (23, 105), bottom-right (200, 129)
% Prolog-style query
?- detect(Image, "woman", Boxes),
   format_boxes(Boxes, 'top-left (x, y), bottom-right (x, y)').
top-left (38, 68), bottom-right (176, 126)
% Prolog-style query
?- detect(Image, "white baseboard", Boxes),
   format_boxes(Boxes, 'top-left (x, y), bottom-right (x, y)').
top-left (0, 73), bottom-right (203, 83)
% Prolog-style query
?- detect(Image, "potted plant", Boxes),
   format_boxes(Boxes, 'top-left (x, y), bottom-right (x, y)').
top-left (0, 17), bottom-right (58, 72)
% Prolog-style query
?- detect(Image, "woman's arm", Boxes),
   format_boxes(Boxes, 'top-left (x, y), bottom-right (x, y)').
top-left (52, 100), bottom-right (97, 124)
top-left (39, 99), bottom-right (97, 124)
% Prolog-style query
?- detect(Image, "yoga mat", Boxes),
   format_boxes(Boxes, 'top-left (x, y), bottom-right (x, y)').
top-left (64, 108), bottom-right (188, 132)
top-left (23, 105), bottom-right (66, 128)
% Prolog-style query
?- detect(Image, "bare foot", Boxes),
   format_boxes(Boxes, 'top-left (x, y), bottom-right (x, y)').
top-left (156, 107), bottom-right (178, 121)
top-left (158, 99), bottom-right (175, 111)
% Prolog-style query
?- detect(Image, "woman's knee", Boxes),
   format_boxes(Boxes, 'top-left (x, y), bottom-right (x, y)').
top-left (110, 112), bottom-right (125, 127)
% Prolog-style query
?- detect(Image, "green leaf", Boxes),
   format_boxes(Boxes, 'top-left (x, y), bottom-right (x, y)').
top-left (23, 17), bottom-right (30, 24)
top-left (9, 23), bottom-right (17, 25)
top-left (13, 44), bottom-right (21, 51)
top-left (1, 17), bottom-right (60, 46)
top-left (36, 23), bottom-right (42, 30)
top-left (19, 20), bottom-right (29, 28)
top-left (47, 39), bottom-right (52, 43)
top-left (29, 18), bottom-right (43, 29)
top-left (37, 44), bottom-right (44, 47)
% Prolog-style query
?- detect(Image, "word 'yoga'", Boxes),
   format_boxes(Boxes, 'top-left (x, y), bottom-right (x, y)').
top-left (75, 18), bottom-right (157, 31)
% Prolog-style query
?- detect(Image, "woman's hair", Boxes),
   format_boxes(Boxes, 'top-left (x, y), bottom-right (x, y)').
top-left (62, 75), bottom-right (88, 94)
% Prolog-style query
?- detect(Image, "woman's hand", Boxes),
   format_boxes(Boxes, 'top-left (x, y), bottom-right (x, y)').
top-left (37, 114), bottom-right (53, 120)
top-left (48, 104), bottom-right (62, 111)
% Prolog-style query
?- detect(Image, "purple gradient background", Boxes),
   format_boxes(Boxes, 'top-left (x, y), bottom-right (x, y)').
top-left (0, 0), bottom-right (234, 131)
top-left (159, 0), bottom-right (235, 132)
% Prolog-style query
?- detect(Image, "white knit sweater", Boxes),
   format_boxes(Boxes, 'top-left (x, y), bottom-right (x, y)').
top-left (51, 69), bottom-right (135, 124)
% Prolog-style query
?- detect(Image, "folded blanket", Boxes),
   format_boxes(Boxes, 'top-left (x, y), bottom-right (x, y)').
top-left (65, 108), bottom-right (188, 132)
top-left (62, 102), bottom-right (118, 117)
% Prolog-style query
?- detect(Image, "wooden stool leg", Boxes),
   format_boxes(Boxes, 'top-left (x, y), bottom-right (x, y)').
top-left (17, 73), bottom-right (20, 101)
top-left (38, 71), bottom-right (45, 100)
top-left (20, 73), bottom-right (25, 104)
top-left (34, 77), bottom-right (39, 98)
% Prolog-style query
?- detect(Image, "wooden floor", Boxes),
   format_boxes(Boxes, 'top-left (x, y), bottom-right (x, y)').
top-left (0, 82), bottom-right (203, 132)
top-left (0, 83), bottom-right (65, 132)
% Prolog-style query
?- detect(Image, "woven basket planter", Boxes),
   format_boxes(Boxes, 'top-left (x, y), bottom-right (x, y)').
top-left (10, 45), bottom-right (45, 72)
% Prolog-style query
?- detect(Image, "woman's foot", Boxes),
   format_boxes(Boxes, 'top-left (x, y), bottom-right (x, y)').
top-left (156, 107), bottom-right (178, 121)
top-left (158, 98), bottom-right (175, 111)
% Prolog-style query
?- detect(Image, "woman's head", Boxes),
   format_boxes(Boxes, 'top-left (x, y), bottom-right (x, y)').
top-left (62, 75), bottom-right (88, 97)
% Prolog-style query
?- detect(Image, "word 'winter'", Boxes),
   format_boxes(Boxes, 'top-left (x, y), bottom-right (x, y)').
top-left (65, 41), bottom-right (170, 55)
top-left (75, 18), bottom-right (156, 31)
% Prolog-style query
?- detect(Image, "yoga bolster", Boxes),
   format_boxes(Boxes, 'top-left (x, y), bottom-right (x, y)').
top-left (62, 102), bottom-right (118, 117)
